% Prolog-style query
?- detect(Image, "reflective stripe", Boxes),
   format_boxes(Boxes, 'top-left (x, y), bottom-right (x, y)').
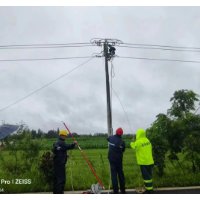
top-left (145, 186), bottom-right (153, 190)
top-left (144, 179), bottom-right (152, 183)
top-left (109, 142), bottom-right (123, 148)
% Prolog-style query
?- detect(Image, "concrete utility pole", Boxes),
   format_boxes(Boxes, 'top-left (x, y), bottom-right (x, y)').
top-left (91, 38), bottom-right (122, 137)
top-left (104, 41), bottom-right (113, 137)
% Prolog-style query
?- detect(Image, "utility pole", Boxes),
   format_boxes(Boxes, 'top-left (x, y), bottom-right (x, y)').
top-left (91, 38), bottom-right (122, 137)
top-left (104, 41), bottom-right (113, 137)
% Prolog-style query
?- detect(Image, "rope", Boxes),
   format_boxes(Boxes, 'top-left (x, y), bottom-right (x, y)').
top-left (104, 52), bottom-right (137, 193)
top-left (106, 57), bottom-right (135, 193)
top-left (109, 59), bottom-right (143, 193)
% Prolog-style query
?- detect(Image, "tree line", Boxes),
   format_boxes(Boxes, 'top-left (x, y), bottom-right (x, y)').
top-left (146, 89), bottom-right (200, 176)
top-left (6, 128), bottom-right (133, 139)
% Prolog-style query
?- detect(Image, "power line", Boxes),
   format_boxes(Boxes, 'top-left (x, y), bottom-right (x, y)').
top-left (0, 57), bottom-right (94, 112)
top-left (0, 56), bottom-right (93, 62)
top-left (2, 41), bottom-right (200, 51)
top-left (1, 55), bottom-right (200, 64)
top-left (117, 56), bottom-right (200, 64)
top-left (0, 45), bottom-right (94, 50)
top-left (194, 107), bottom-right (200, 114)
top-left (2, 44), bottom-right (200, 52)
top-left (123, 42), bottom-right (200, 50)
top-left (118, 45), bottom-right (200, 53)
top-left (0, 42), bottom-right (91, 48)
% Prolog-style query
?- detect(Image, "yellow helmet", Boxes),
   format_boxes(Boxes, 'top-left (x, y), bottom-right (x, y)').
top-left (59, 130), bottom-right (68, 136)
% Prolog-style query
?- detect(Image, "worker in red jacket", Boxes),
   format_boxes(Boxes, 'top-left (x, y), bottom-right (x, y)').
top-left (107, 127), bottom-right (126, 194)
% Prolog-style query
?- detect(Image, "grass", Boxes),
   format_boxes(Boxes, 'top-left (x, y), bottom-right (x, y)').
top-left (10, 136), bottom-right (134, 150)
top-left (1, 138), bottom-right (200, 193)
top-left (0, 137), bottom-right (200, 193)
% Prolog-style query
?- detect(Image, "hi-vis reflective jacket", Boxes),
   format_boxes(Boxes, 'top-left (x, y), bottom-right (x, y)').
top-left (130, 129), bottom-right (154, 165)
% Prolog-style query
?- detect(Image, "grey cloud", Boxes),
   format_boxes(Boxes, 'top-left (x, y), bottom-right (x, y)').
top-left (1, 7), bottom-right (200, 134)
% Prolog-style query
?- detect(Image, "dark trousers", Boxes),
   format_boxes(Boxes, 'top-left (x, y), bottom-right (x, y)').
top-left (109, 161), bottom-right (125, 194)
top-left (53, 164), bottom-right (66, 194)
top-left (140, 165), bottom-right (153, 194)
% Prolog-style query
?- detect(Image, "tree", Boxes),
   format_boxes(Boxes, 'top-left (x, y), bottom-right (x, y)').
top-left (71, 132), bottom-right (80, 137)
top-left (0, 125), bottom-right (44, 175)
top-left (147, 89), bottom-right (200, 175)
top-left (39, 152), bottom-right (54, 190)
top-left (46, 130), bottom-right (57, 138)
top-left (167, 89), bottom-right (200, 118)
top-left (31, 130), bottom-right (37, 139)
top-left (57, 128), bottom-right (60, 135)
top-left (181, 114), bottom-right (200, 173)
top-left (146, 115), bottom-right (169, 176)
top-left (183, 131), bottom-right (200, 172)
top-left (166, 90), bottom-right (200, 166)
top-left (36, 129), bottom-right (43, 139)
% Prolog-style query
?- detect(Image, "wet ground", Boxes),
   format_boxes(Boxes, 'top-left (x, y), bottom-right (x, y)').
top-left (2, 186), bottom-right (200, 194)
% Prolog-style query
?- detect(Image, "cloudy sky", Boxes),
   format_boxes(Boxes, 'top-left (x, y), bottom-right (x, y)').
top-left (0, 6), bottom-right (200, 135)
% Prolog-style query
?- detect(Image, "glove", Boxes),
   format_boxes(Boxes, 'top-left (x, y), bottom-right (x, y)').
top-left (56, 146), bottom-right (61, 150)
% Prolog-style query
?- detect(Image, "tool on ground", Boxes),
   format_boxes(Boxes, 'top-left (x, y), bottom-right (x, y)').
top-left (87, 183), bottom-right (103, 194)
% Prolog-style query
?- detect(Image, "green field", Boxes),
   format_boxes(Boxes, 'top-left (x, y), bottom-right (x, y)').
top-left (37, 136), bottom-right (133, 150)
top-left (0, 149), bottom-right (200, 193)
top-left (1, 137), bottom-right (200, 193)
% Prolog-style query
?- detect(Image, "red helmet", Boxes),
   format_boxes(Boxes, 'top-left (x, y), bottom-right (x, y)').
top-left (116, 127), bottom-right (123, 136)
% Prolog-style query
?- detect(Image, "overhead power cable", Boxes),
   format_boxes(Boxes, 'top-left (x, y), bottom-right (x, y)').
top-left (0, 42), bottom-right (91, 48)
top-left (0, 56), bottom-right (93, 62)
top-left (0, 57), bottom-right (94, 112)
top-left (123, 42), bottom-right (200, 50)
top-left (118, 45), bottom-right (200, 53)
top-left (1, 41), bottom-right (200, 51)
top-left (0, 45), bottom-right (94, 50)
top-left (117, 56), bottom-right (200, 64)
top-left (1, 55), bottom-right (200, 64)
